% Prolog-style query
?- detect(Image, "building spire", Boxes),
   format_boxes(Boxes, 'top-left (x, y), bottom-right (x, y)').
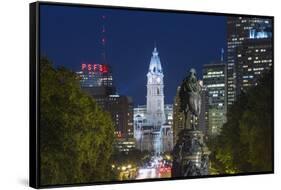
top-left (149, 46), bottom-right (162, 74)
top-left (220, 48), bottom-right (224, 62)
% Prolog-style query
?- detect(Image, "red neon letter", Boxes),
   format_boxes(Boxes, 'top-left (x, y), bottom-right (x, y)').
top-left (99, 64), bottom-right (103, 72)
top-left (82, 63), bottom-right (86, 71)
top-left (93, 64), bottom-right (98, 72)
top-left (103, 65), bottom-right (108, 73)
top-left (88, 64), bottom-right (91, 71)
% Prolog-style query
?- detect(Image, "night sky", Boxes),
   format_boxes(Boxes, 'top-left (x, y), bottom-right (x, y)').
top-left (40, 4), bottom-right (227, 105)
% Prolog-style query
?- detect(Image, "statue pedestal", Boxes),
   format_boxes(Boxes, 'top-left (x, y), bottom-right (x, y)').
top-left (172, 129), bottom-right (210, 177)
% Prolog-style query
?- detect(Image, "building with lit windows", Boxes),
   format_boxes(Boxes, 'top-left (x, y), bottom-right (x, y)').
top-left (134, 105), bottom-right (173, 152)
top-left (77, 64), bottom-right (134, 139)
top-left (114, 137), bottom-right (136, 154)
top-left (77, 63), bottom-right (113, 88)
top-left (76, 63), bottom-right (116, 108)
top-left (236, 37), bottom-right (272, 95)
top-left (226, 16), bottom-right (272, 108)
top-left (133, 103), bottom-right (173, 138)
top-left (108, 95), bottom-right (134, 138)
top-left (203, 63), bottom-right (227, 136)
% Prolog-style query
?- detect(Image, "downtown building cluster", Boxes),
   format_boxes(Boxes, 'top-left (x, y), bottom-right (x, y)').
top-left (196, 16), bottom-right (272, 137)
top-left (205, 16), bottom-right (272, 137)
top-left (76, 15), bottom-right (272, 155)
top-left (76, 47), bottom-right (174, 155)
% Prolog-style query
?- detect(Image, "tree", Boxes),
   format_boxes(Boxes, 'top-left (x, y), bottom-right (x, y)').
top-left (208, 70), bottom-right (273, 174)
top-left (40, 58), bottom-right (115, 185)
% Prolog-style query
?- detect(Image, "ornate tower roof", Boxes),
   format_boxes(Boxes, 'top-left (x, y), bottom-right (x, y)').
top-left (148, 47), bottom-right (163, 75)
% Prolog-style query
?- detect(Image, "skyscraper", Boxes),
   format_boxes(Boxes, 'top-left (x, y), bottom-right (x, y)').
top-left (76, 63), bottom-right (116, 109)
top-left (78, 63), bottom-right (113, 87)
top-left (226, 16), bottom-right (272, 108)
top-left (76, 64), bottom-right (134, 139)
top-left (75, 15), bottom-right (136, 140)
top-left (108, 95), bottom-right (134, 138)
top-left (203, 63), bottom-right (227, 136)
top-left (236, 37), bottom-right (272, 95)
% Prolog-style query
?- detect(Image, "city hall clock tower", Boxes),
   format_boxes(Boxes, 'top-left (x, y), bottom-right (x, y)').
top-left (146, 47), bottom-right (165, 126)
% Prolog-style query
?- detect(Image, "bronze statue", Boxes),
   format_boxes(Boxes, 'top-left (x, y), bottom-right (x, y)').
top-left (172, 68), bottom-right (210, 177)
top-left (179, 68), bottom-right (202, 130)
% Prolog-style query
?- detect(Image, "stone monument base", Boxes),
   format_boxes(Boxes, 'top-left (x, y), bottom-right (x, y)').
top-left (172, 128), bottom-right (210, 177)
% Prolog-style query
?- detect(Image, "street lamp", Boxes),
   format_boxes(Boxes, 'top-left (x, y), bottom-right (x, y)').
top-left (121, 166), bottom-right (126, 171)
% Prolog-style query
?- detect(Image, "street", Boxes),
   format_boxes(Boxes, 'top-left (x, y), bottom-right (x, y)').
top-left (136, 167), bottom-right (171, 179)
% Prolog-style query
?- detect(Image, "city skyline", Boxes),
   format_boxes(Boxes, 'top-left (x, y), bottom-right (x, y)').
top-left (40, 4), bottom-right (226, 105)
top-left (35, 2), bottom-right (273, 186)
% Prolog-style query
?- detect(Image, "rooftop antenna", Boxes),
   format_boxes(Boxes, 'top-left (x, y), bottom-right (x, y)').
top-left (154, 41), bottom-right (157, 52)
top-left (101, 15), bottom-right (107, 64)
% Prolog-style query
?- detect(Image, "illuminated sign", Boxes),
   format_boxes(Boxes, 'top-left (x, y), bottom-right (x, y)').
top-left (81, 63), bottom-right (109, 73)
top-left (249, 29), bottom-right (271, 39)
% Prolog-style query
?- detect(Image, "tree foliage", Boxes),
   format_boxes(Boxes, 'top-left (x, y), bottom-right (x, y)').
top-left (208, 71), bottom-right (273, 174)
top-left (40, 58), bottom-right (115, 185)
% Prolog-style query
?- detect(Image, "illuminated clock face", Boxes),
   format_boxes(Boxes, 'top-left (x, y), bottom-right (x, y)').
top-left (156, 77), bottom-right (161, 83)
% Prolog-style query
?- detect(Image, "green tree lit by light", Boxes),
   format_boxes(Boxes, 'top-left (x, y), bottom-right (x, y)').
top-left (208, 70), bottom-right (273, 174)
top-left (40, 57), bottom-right (115, 185)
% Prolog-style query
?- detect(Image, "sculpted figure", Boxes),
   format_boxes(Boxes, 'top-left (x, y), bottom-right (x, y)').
top-left (179, 68), bottom-right (202, 130)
